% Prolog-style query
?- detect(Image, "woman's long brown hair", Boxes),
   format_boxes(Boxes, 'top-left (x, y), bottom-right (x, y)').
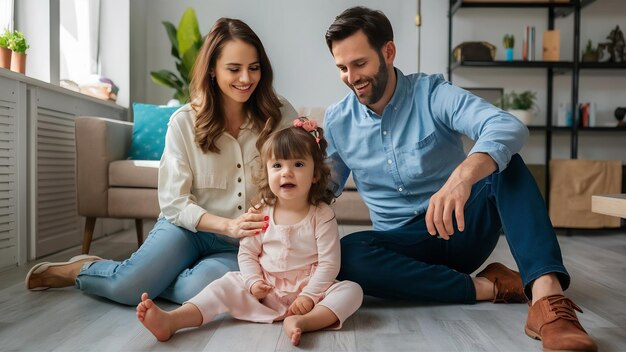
top-left (189, 18), bottom-right (283, 153)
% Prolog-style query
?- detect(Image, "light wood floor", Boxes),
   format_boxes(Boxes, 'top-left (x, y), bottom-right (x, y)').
top-left (2, 223), bottom-right (626, 351)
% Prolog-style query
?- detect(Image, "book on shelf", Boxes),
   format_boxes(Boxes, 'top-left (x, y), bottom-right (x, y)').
top-left (557, 102), bottom-right (597, 127)
top-left (578, 102), bottom-right (597, 127)
top-left (523, 25), bottom-right (536, 61)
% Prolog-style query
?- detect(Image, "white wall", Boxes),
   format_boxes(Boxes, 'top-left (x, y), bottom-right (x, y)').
top-left (131, 0), bottom-right (419, 108)
top-left (131, 0), bottom-right (626, 164)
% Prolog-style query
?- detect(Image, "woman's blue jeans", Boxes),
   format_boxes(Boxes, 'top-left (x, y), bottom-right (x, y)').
top-left (338, 154), bottom-right (570, 304)
top-left (76, 218), bottom-right (238, 305)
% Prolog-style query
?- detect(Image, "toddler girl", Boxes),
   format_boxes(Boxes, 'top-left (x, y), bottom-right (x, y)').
top-left (136, 118), bottom-right (363, 346)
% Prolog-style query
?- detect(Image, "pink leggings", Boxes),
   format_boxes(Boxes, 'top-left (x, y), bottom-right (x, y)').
top-left (186, 272), bottom-right (363, 329)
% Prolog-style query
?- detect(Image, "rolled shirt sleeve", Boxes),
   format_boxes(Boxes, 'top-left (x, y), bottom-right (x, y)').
top-left (430, 77), bottom-right (529, 172)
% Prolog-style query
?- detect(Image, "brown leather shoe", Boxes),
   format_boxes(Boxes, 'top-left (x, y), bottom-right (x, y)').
top-left (476, 262), bottom-right (528, 303)
top-left (525, 294), bottom-right (597, 352)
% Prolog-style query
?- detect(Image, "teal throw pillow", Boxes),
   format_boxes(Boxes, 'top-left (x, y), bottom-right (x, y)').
top-left (129, 103), bottom-right (179, 160)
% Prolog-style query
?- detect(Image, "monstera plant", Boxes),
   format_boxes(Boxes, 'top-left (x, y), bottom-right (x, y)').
top-left (150, 8), bottom-right (203, 103)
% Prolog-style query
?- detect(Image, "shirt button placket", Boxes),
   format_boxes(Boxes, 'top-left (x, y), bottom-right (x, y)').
top-left (237, 162), bottom-right (243, 211)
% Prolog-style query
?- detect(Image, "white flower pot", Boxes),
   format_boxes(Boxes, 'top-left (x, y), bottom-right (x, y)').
top-left (507, 109), bottom-right (533, 125)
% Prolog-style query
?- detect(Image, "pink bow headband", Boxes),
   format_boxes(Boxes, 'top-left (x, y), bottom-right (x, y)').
top-left (293, 118), bottom-right (321, 145)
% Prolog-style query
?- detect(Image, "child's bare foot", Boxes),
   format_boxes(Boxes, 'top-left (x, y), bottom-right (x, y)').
top-left (283, 316), bottom-right (303, 346)
top-left (136, 293), bottom-right (174, 342)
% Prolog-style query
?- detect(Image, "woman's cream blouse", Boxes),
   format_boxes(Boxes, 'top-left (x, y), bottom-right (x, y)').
top-left (158, 99), bottom-right (298, 238)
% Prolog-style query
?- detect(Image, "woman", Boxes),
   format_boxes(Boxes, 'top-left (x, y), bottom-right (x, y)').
top-left (25, 17), bottom-right (298, 305)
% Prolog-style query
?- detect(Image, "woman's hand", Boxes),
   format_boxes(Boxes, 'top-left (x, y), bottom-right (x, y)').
top-left (287, 296), bottom-right (315, 316)
top-left (226, 207), bottom-right (268, 239)
top-left (250, 280), bottom-right (273, 300)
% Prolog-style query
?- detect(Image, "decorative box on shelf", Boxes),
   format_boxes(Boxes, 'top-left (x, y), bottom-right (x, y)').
top-left (462, 0), bottom-right (570, 3)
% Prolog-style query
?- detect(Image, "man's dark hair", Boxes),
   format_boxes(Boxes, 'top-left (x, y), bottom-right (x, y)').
top-left (325, 6), bottom-right (393, 53)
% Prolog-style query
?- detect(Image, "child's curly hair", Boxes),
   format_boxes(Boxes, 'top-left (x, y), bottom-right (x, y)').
top-left (253, 118), bottom-right (334, 207)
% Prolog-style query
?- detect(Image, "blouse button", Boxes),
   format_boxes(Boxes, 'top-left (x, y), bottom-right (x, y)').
top-left (237, 163), bottom-right (241, 168)
top-left (238, 205), bottom-right (242, 210)
top-left (238, 192), bottom-right (242, 197)
top-left (238, 177), bottom-right (242, 183)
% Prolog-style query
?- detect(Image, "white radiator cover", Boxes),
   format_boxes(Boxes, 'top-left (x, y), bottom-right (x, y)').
top-left (0, 87), bottom-right (18, 269)
top-left (0, 69), bottom-right (127, 267)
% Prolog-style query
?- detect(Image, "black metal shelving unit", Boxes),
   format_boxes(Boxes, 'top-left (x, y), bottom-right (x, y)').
top-left (446, 0), bottom-right (626, 209)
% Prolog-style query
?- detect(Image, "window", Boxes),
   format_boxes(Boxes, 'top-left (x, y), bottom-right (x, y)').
top-left (59, 0), bottom-right (101, 84)
top-left (0, 0), bottom-right (13, 31)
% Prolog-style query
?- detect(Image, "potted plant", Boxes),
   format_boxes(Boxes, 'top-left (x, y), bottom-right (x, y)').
top-left (581, 39), bottom-right (599, 62)
top-left (498, 90), bottom-right (537, 125)
top-left (0, 28), bottom-right (11, 69)
top-left (8, 30), bottom-right (29, 74)
top-left (150, 8), bottom-right (203, 104)
top-left (503, 34), bottom-right (515, 61)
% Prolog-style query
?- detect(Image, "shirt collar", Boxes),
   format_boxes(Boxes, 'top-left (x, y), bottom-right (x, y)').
top-left (360, 67), bottom-right (408, 119)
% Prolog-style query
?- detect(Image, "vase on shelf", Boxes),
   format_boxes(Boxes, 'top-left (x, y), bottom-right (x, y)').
top-left (10, 51), bottom-right (26, 74)
top-left (0, 47), bottom-right (10, 69)
top-left (508, 109), bottom-right (533, 125)
top-left (505, 48), bottom-right (514, 61)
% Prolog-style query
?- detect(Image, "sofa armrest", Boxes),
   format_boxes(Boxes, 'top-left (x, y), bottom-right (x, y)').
top-left (75, 116), bottom-right (134, 217)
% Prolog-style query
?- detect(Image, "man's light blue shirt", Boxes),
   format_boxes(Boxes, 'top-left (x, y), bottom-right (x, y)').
top-left (324, 69), bottom-right (529, 231)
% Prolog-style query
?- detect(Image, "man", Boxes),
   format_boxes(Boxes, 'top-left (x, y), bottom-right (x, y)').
top-left (323, 6), bottom-right (596, 352)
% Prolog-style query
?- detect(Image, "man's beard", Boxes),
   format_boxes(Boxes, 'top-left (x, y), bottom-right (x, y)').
top-left (352, 58), bottom-right (389, 106)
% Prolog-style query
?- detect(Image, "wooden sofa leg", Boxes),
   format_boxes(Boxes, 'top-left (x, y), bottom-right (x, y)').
top-left (135, 219), bottom-right (144, 248)
top-left (82, 217), bottom-right (97, 254)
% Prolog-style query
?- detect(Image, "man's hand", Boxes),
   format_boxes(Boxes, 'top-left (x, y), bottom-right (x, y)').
top-left (425, 153), bottom-right (497, 240)
top-left (250, 281), bottom-right (273, 300)
top-left (425, 177), bottom-right (471, 240)
top-left (287, 296), bottom-right (315, 316)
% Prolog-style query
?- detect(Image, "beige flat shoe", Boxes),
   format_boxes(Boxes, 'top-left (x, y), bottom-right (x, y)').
top-left (25, 254), bottom-right (102, 291)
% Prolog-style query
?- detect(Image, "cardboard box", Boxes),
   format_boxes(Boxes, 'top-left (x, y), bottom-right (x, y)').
top-left (549, 159), bottom-right (622, 228)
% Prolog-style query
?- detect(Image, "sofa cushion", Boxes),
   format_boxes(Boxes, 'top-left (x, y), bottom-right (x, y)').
top-left (128, 103), bottom-right (178, 160)
top-left (331, 191), bottom-right (371, 225)
top-left (109, 160), bottom-right (159, 188)
top-left (109, 188), bottom-right (160, 218)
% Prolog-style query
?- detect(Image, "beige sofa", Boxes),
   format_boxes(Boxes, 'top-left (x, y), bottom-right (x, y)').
top-left (75, 112), bottom-right (370, 252)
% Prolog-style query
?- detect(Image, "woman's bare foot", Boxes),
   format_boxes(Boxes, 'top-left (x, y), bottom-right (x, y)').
top-left (136, 293), bottom-right (174, 342)
top-left (283, 315), bottom-right (303, 346)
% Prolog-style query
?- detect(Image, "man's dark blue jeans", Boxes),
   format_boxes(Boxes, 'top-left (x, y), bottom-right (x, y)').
top-left (337, 154), bottom-right (569, 303)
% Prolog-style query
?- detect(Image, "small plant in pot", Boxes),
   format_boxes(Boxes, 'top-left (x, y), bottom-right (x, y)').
top-left (497, 90), bottom-right (537, 125)
top-left (503, 34), bottom-right (515, 61)
top-left (7, 30), bottom-right (29, 74)
top-left (581, 39), bottom-right (599, 62)
top-left (0, 28), bottom-right (11, 69)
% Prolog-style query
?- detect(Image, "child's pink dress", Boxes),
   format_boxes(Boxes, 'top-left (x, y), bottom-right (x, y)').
top-left (186, 203), bottom-right (363, 328)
